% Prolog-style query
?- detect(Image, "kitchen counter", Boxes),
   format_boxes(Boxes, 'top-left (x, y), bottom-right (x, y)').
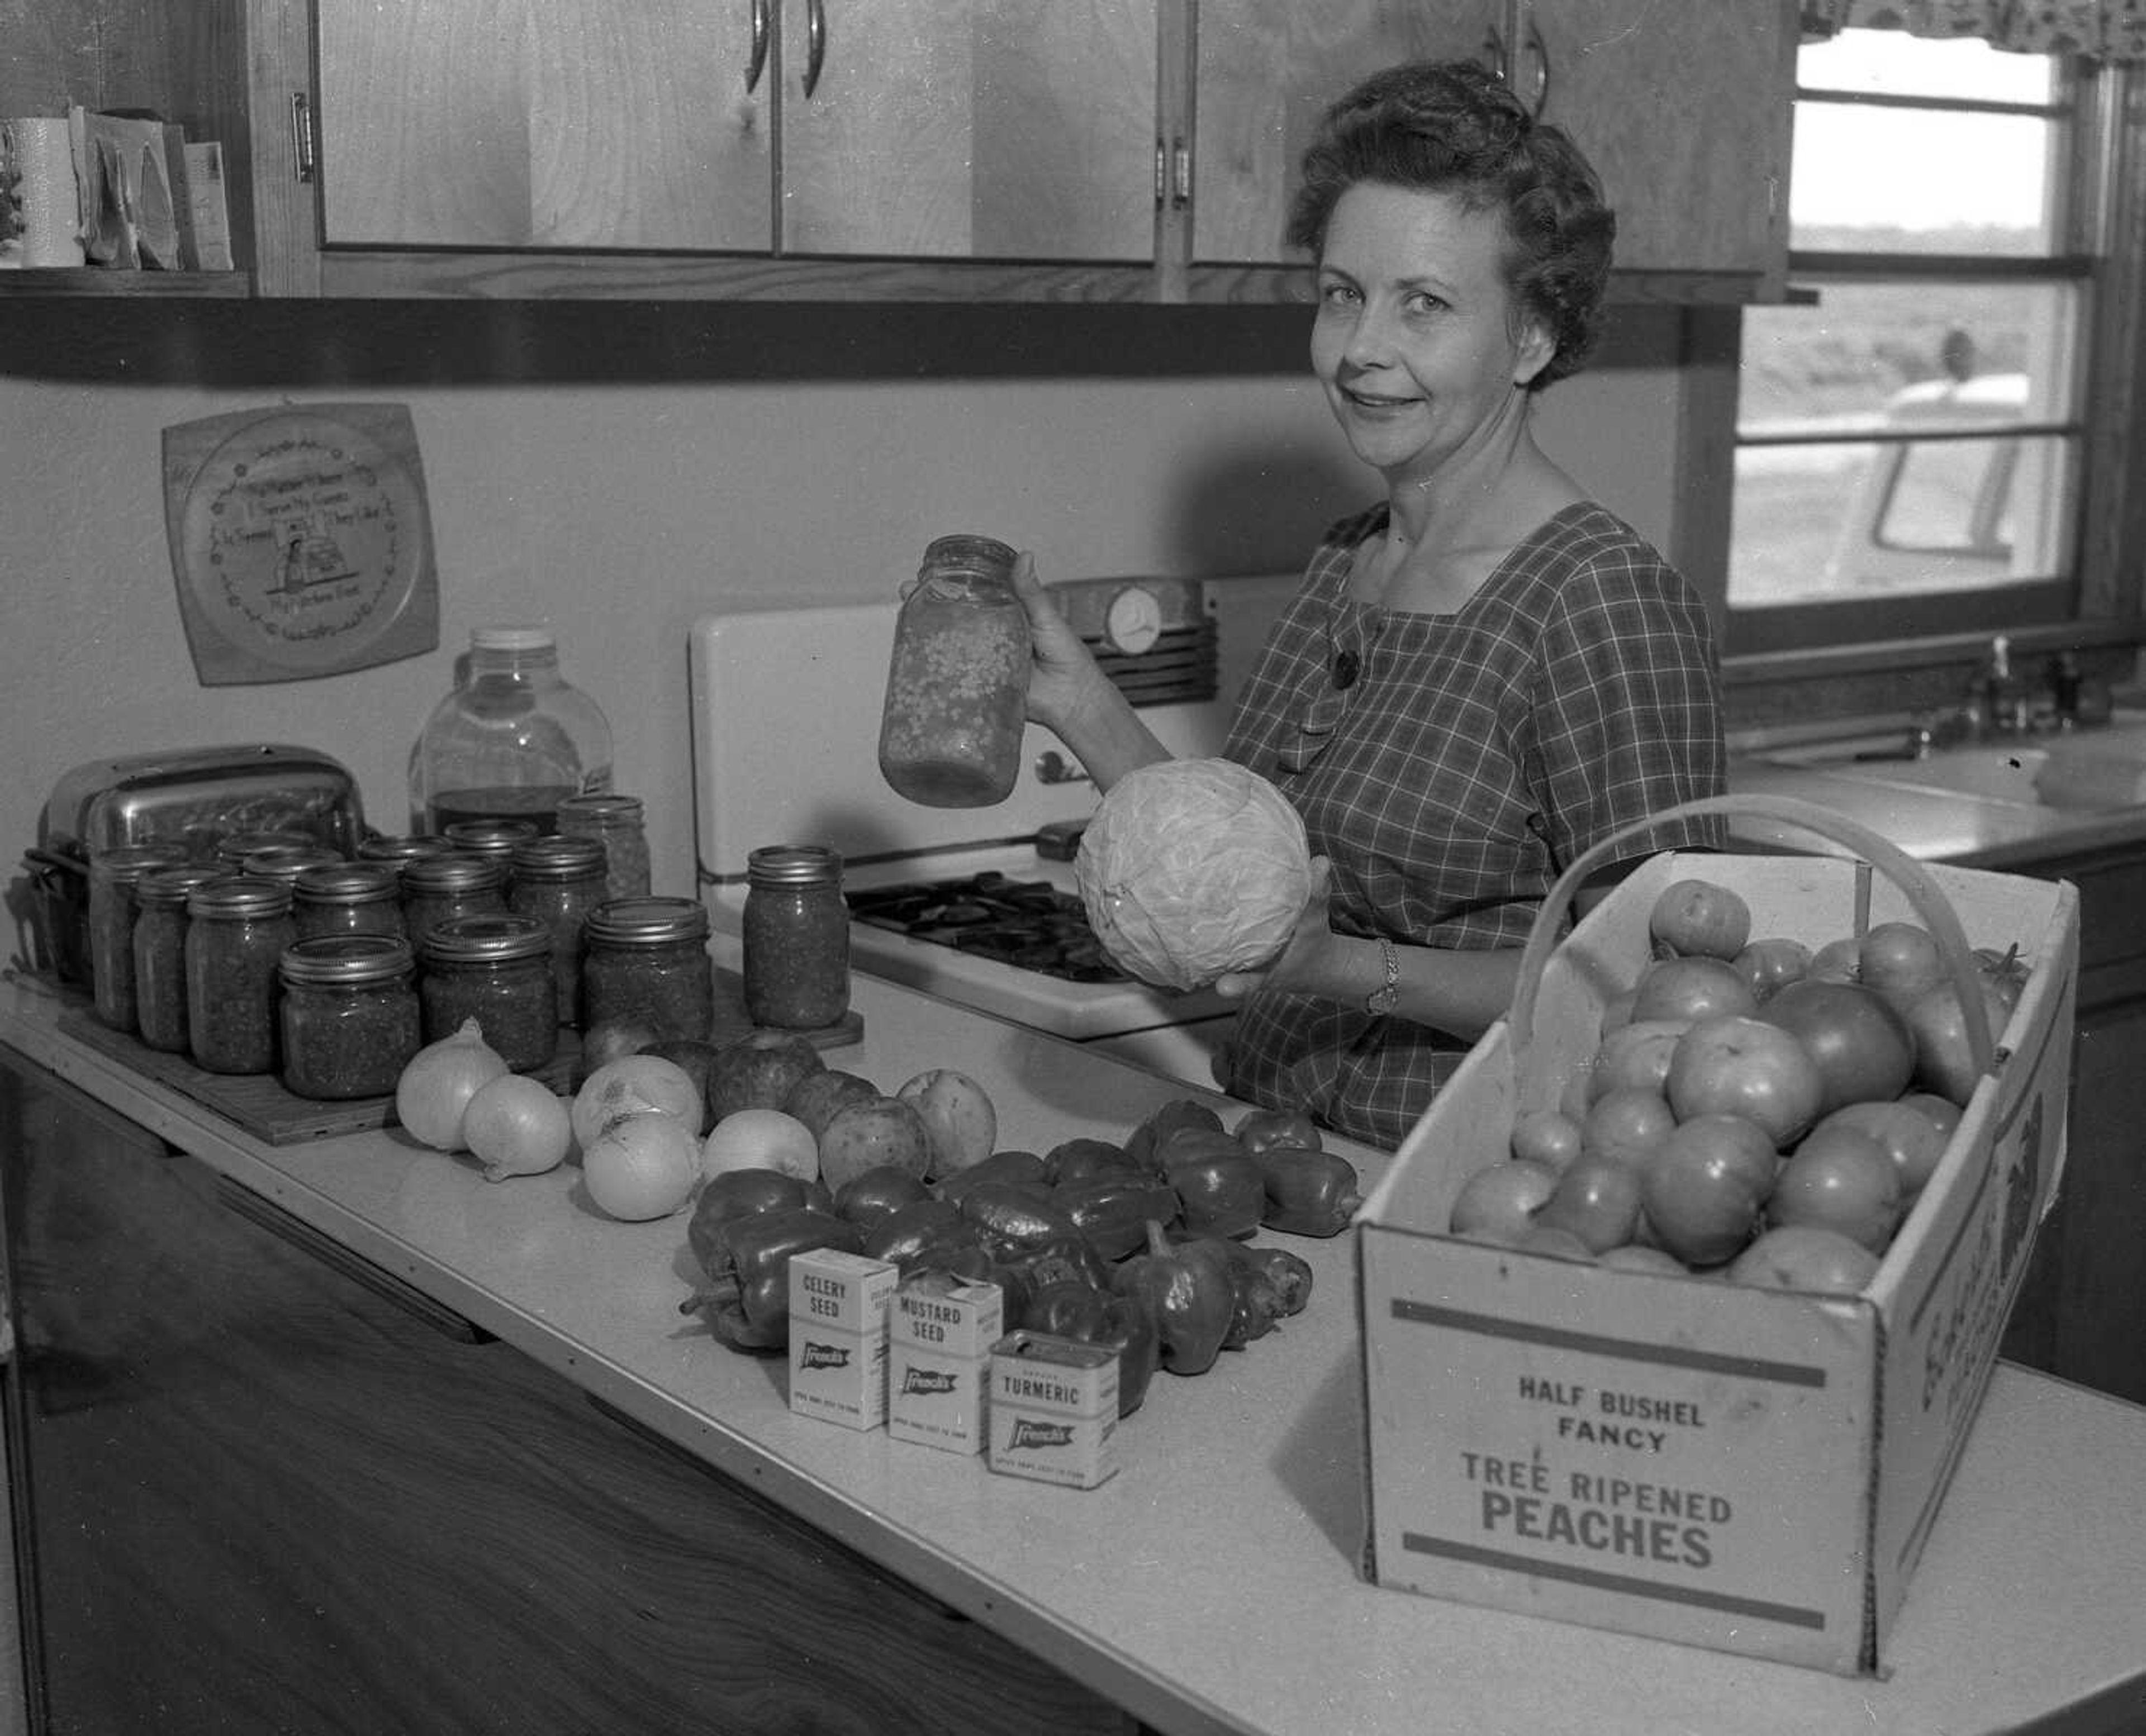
top-left (4, 971), bottom-right (2146, 1736)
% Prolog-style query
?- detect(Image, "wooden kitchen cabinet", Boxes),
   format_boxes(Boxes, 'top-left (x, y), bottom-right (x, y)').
top-left (1185, 0), bottom-right (1793, 294)
top-left (314, 0), bottom-right (1157, 265)
top-left (0, 1050), bottom-right (1131, 1736)
top-left (1, 0), bottom-right (1795, 305)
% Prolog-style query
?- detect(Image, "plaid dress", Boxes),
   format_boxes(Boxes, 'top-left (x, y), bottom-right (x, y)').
top-left (1219, 500), bottom-right (1727, 1150)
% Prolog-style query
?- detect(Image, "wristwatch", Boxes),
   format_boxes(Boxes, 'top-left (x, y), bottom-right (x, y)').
top-left (1365, 936), bottom-right (1400, 1016)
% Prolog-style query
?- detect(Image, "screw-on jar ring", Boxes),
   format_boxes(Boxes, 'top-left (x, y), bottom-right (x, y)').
top-left (280, 934), bottom-right (416, 985)
top-left (582, 895), bottom-right (710, 947)
top-left (420, 912), bottom-right (553, 963)
top-left (400, 854), bottom-right (507, 895)
top-left (187, 875), bottom-right (293, 920)
top-left (243, 844), bottom-right (348, 885)
top-left (510, 835), bottom-right (607, 880)
top-left (746, 844), bottom-right (844, 888)
top-left (294, 862), bottom-right (403, 905)
top-left (135, 863), bottom-right (232, 908)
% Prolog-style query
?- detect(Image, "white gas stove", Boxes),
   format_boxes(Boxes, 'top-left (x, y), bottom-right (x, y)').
top-left (689, 573), bottom-right (1299, 1084)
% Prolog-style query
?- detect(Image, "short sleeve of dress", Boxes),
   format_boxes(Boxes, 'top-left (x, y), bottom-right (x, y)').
top-left (1523, 527), bottom-right (1727, 871)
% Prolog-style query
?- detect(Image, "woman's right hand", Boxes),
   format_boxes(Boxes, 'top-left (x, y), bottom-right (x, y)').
top-left (1010, 549), bottom-right (1107, 736)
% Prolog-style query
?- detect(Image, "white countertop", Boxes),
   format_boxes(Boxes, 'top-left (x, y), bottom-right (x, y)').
top-left (5, 969), bottom-right (2145, 1736)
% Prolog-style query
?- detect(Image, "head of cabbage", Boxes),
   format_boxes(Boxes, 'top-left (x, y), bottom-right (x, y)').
top-left (1074, 758), bottom-right (1313, 992)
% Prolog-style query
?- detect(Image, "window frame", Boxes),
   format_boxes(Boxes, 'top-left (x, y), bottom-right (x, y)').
top-left (1712, 41), bottom-right (2146, 676)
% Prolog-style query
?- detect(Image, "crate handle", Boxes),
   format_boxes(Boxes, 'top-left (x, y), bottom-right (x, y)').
top-left (1508, 793), bottom-right (1997, 1086)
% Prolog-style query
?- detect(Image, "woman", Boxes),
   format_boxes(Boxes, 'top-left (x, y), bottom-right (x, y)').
top-left (1015, 59), bottom-right (1726, 1150)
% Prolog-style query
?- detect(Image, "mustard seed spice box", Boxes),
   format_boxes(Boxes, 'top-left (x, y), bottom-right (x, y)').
top-left (888, 1272), bottom-right (1003, 1455)
top-left (986, 1330), bottom-right (1119, 1490)
top-left (787, 1248), bottom-right (899, 1431)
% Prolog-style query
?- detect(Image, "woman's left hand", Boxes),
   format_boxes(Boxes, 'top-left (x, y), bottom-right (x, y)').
top-left (1213, 857), bottom-right (1342, 1001)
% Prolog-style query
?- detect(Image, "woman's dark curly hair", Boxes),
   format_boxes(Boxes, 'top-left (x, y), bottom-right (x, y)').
top-left (1286, 60), bottom-right (1615, 390)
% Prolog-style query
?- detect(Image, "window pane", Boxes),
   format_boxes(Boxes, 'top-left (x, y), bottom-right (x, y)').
top-left (1737, 282), bottom-right (2076, 434)
top-left (1790, 104), bottom-right (2058, 252)
top-left (1729, 431), bottom-right (2071, 607)
top-left (1799, 30), bottom-right (2055, 104)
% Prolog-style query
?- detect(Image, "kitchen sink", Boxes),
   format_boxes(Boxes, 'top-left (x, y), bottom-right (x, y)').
top-left (1759, 714), bottom-right (2146, 812)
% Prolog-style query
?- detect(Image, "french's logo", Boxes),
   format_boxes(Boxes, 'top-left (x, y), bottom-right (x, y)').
top-left (1008, 1419), bottom-right (1075, 1450)
top-left (799, 1342), bottom-right (851, 1371)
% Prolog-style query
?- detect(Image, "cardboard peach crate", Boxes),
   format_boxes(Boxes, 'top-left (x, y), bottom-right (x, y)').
top-left (1355, 795), bottom-right (2080, 1677)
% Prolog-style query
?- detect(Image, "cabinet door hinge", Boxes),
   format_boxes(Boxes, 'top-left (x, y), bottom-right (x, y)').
top-left (291, 91), bottom-right (317, 184)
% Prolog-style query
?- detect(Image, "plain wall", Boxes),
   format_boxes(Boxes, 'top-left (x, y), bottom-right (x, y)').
top-left (1, 299), bottom-right (1686, 898)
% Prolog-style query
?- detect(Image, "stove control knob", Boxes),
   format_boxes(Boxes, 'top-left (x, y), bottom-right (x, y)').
top-left (1103, 584), bottom-right (1164, 656)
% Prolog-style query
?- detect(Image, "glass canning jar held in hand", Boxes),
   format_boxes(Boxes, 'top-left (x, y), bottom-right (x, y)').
top-left (743, 845), bottom-right (850, 1031)
top-left (408, 625), bottom-right (614, 834)
top-left (878, 534), bottom-right (1031, 808)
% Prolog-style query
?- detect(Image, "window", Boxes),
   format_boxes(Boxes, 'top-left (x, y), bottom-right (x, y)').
top-left (1724, 30), bottom-right (2108, 657)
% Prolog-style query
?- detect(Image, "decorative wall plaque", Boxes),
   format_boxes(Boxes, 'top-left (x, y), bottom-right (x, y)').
top-left (162, 402), bottom-right (439, 684)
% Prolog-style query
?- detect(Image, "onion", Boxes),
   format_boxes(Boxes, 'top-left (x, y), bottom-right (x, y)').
top-left (571, 1054), bottom-right (703, 1152)
top-left (463, 1073), bottom-right (574, 1182)
top-left (395, 1018), bottom-right (511, 1152)
top-left (583, 1112), bottom-right (702, 1221)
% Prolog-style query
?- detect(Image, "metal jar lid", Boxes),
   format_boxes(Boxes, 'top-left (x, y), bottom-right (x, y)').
top-left (443, 818), bottom-right (542, 859)
top-left (135, 863), bottom-right (233, 908)
top-left (243, 844), bottom-right (348, 886)
top-left (280, 934), bottom-right (416, 986)
top-left (89, 843), bottom-right (191, 884)
top-left (557, 793), bottom-right (643, 826)
top-left (582, 895), bottom-right (709, 947)
top-left (357, 833), bottom-right (459, 865)
top-left (187, 875), bottom-right (294, 920)
top-left (509, 835), bottom-right (607, 881)
top-left (746, 844), bottom-right (843, 888)
top-left (420, 912), bottom-right (553, 964)
top-left (400, 853), bottom-right (507, 896)
top-left (215, 827), bottom-right (317, 865)
top-left (293, 861), bottom-right (403, 906)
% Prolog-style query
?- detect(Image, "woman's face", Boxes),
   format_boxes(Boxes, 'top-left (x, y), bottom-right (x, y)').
top-left (1309, 181), bottom-right (1554, 490)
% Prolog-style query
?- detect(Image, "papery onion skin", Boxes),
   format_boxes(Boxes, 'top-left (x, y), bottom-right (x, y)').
top-left (395, 1017), bottom-right (511, 1152)
top-left (583, 1112), bottom-right (702, 1221)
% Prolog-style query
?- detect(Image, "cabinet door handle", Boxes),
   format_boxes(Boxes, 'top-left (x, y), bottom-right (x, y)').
top-left (802, 0), bottom-right (828, 99)
top-left (214, 1176), bottom-right (492, 1345)
top-left (746, 0), bottom-right (770, 94)
top-left (1171, 135), bottom-right (1190, 208)
top-left (1518, 17), bottom-right (1550, 117)
top-left (289, 91), bottom-right (316, 184)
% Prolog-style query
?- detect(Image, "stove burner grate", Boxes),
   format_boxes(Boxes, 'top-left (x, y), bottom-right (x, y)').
top-left (847, 871), bottom-right (1127, 983)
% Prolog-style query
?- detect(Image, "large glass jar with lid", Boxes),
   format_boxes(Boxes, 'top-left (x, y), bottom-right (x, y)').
top-left (131, 863), bottom-right (232, 1054)
top-left (87, 843), bottom-right (188, 1032)
top-left (743, 845), bottom-right (850, 1031)
top-left (293, 861), bottom-right (407, 943)
top-left (279, 935), bottom-right (421, 1099)
top-left (400, 853), bottom-right (507, 954)
top-left (877, 534), bottom-right (1031, 808)
top-left (507, 834), bottom-right (607, 1026)
top-left (418, 912), bottom-right (557, 1072)
top-left (185, 876), bottom-right (296, 1075)
top-left (407, 625), bottom-right (615, 834)
top-left (580, 896), bottom-right (713, 1045)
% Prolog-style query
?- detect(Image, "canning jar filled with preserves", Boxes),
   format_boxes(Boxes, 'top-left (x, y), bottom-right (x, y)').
top-left (279, 935), bottom-right (421, 1100)
top-left (215, 828), bottom-right (315, 869)
top-left (355, 834), bottom-right (458, 870)
top-left (241, 843), bottom-right (347, 892)
top-left (419, 912), bottom-right (557, 1071)
top-left (877, 534), bottom-right (1031, 807)
top-left (131, 863), bottom-right (232, 1054)
top-left (293, 860), bottom-right (407, 943)
top-left (443, 817), bottom-right (541, 892)
top-left (186, 876), bottom-right (296, 1075)
top-left (399, 853), bottom-right (507, 954)
top-left (580, 896), bottom-right (713, 1045)
top-left (507, 834), bottom-right (607, 1026)
top-left (743, 844), bottom-right (850, 1031)
top-left (87, 843), bottom-right (188, 1033)
top-left (556, 793), bottom-right (651, 900)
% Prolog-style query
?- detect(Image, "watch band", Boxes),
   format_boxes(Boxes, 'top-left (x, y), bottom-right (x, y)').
top-left (1365, 936), bottom-right (1400, 1016)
